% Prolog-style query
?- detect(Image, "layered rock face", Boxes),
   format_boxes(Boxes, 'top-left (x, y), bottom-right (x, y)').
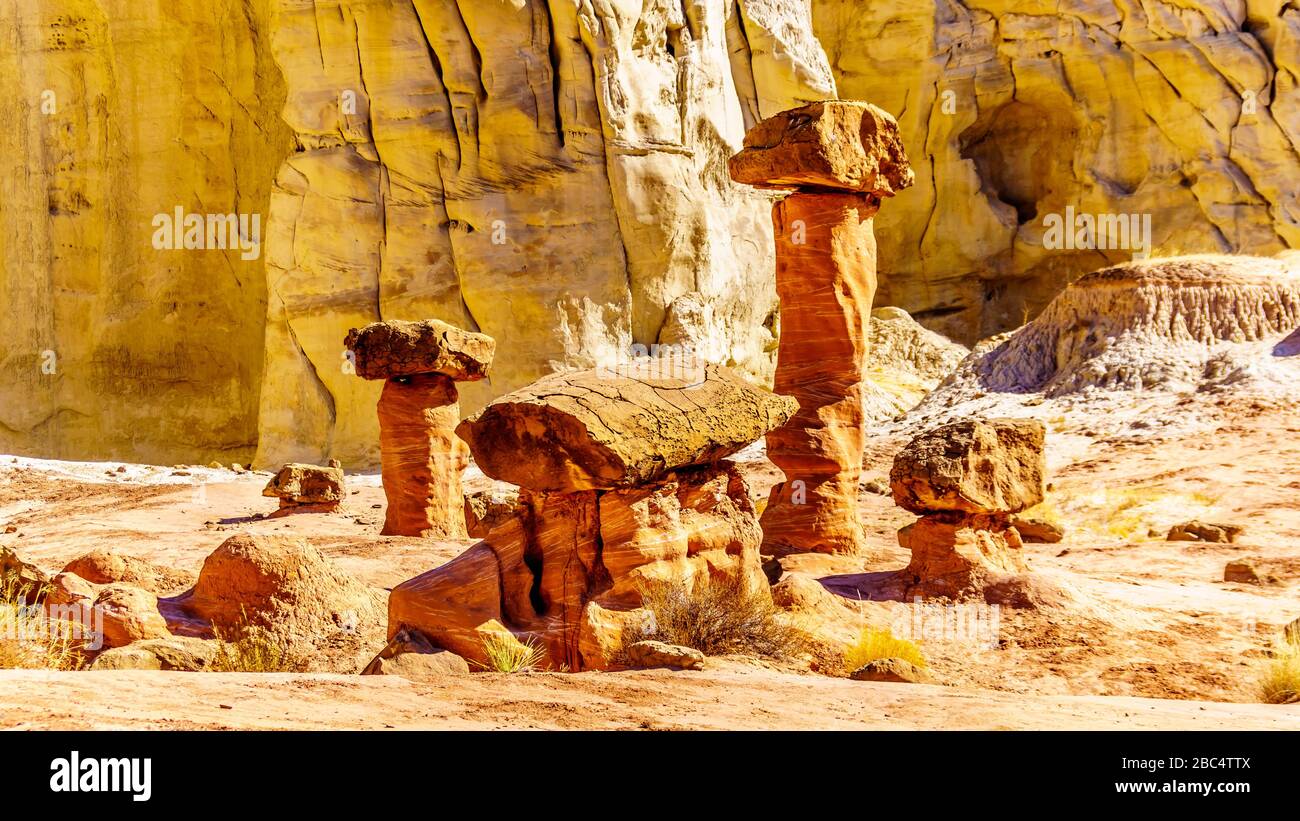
top-left (812, 0), bottom-right (1300, 343)
top-left (891, 418), bottom-right (1046, 597)
top-left (0, 1), bottom-right (293, 464)
top-left (252, 0), bottom-right (837, 468)
top-left (7, 2), bottom-right (1300, 465)
top-left (730, 101), bottom-right (913, 556)
top-left (390, 362), bottom-right (787, 670)
top-left (0, 1), bottom-right (832, 468)
top-left (863, 307), bottom-right (969, 423)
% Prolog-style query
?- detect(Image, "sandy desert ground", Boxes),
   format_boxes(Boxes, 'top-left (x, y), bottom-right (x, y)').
top-left (2, 399), bottom-right (1298, 730)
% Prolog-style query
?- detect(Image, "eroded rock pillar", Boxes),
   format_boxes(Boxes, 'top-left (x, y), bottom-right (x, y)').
top-left (378, 373), bottom-right (468, 538)
top-left (387, 361), bottom-right (794, 671)
top-left (729, 101), bottom-right (914, 555)
top-left (889, 418), bottom-right (1046, 598)
top-left (763, 192), bottom-right (880, 554)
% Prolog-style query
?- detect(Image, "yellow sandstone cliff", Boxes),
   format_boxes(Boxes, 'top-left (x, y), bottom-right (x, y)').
top-left (2, 1), bottom-right (1298, 465)
top-left (813, 0), bottom-right (1300, 341)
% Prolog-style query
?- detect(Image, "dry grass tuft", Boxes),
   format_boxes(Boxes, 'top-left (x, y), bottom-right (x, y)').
top-left (474, 631), bottom-right (548, 673)
top-left (844, 626), bottom-right (927, 673)
top-left (0, 573), bottom-right (87, 670)
top-left (1257, 636), bottom-right (1300, 704)
top-left (209, 609), bottom-right (308, 673)
top-left (624, 574), bottom-right (808, 660)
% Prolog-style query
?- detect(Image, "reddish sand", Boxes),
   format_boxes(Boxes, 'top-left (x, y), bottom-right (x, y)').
top-left (1, 404), bottom-right (1298, 729)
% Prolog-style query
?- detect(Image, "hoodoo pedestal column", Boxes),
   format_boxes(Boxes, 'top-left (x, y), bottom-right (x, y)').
top-left (345, 319), bottom-right (495, 538)
top-left (730, 100), bottom-right (914, 555)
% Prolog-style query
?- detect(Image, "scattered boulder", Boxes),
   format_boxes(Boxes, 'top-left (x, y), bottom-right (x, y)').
top-left (861, 478), bottom-right (890, 496)
top-left (346, 318), bottom-right (496, 538)
top-left (463, 488), bottom-right (523, 539)
top-left (362, 628), bottom-right (470, 679)
top-left (1010, 511), bottom-right (1066, 544)
top-left (850, 657), bottom-right (931, 684)
top-left (1224, 561), bottom-right (1261, 584)
top-left (770, 574), bottom-right (841, 614)
top-left (45, 572), bottom-right (97, 608)
top-left (364, 649), bottom-right (470, 680)
top-left (63, 549), bottom-right (194, 594)
top-left (457, 362), bottom-right (796, 494)
top-left (170, 534), bottom-right (383, 645)
top-left (262, 463), bottom-right (345, 512)
top-left (1168, 521), bottom-right (1242, 544)
top-left (890, 418), bottom-right (1046, 516)
top-left (626, 640), bottom-right (705, 671)
top-left (89, 637), bottom-right (216, 671)
top-left (94, 584), bottom-right (170, 649)
top-left (0, 546), bottom-right (49, 603)
top-left (769, 573), bottom-right (865, 648)
top-left (1284, 617), bottom-right (1299, 644)
top-left (343, 318), bottom-right (496, 382)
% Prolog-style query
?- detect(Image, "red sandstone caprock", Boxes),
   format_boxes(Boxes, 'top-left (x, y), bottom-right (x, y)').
top-left (345, 319), bottom-right (495, 538)
top-left (729, 101), bottom-right (914, 555)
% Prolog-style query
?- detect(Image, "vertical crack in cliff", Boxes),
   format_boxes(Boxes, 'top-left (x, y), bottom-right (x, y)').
top-left (540, 1), bottom-right (566, 149)
top-left (277, 286), bottom-right (338, 437)
top-left (409, 2), bottom-right (462, 172)
top-left (726, 0), bottom-right (761, 130)
top-left (429, 156), bottom-right (483, 337)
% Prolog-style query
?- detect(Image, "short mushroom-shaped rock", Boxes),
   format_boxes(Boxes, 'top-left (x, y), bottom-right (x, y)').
top-left (345, 319), bottom-right (496, 537)
top-left (262, 463), bottom-right (345, 510)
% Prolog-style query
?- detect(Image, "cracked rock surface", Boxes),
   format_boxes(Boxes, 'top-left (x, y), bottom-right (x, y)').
top-left (457, 361), bottom-right (797, 493)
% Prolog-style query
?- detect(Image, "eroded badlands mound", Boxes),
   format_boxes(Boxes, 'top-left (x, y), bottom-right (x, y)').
top-left (906, 254), bottom-right (1300, 437)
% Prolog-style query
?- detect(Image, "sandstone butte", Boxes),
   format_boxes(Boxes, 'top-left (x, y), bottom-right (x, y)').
top-left (390, 362), bottom-right (791, 670)
top-left (730, 101), bottom-right (912, 556)
top-left (5, 2), bottom-right (1297, 468)
top-left (345, 319), bottom-right (495, 538)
